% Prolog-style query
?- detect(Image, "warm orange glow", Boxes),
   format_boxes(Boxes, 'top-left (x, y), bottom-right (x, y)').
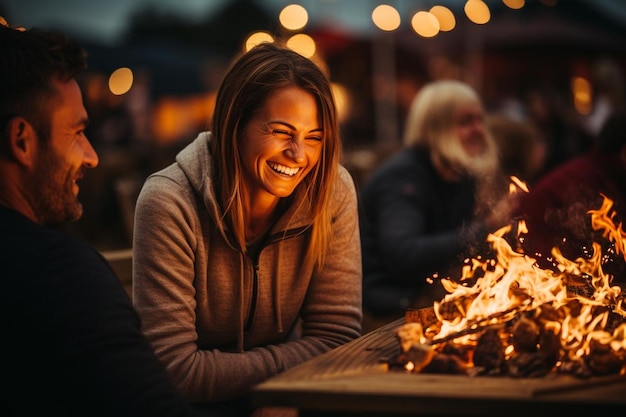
top-left (588, 195), bottom-right (626, 258)
top-left (152, 93), bottom-right (215, 144)
top-left (279, 4), bottom-right (308, 31)
top-left (509, 175), bottom-right (529, 193)
top-left (109, 67), bottom-right (133, 96)
top-left (503, 0), bottom-right (525, 9)
top-left (331, 82), bottom-right (351, 123)
top-left (411, 11), bottom-right (440, 38)
top-left (245, 31), bottom-right (274, 51)
top-left (572, 76), bottom-right (592, 115)
top-left (83, 73), bottom-right (108, 104)
top-left (429, 5), bottom-right (456, 32)
top-left (286, 33), bottom-right (316, 58)
top-left (398, 192), bottom-right (626, 377)
top-left (464, 0), bottom-right (491, 25)
top-left (372, 4), bottom-right (401, 31)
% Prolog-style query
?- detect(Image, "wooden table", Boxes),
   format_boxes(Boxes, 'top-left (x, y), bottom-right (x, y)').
top-left (251, 318), bottom-right (626, 416)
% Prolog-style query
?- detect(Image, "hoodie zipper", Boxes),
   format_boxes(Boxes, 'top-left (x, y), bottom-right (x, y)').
top-left (244, 261), bottom-right (259, 332)
top-left (242, 225), bottom-right (310, 332)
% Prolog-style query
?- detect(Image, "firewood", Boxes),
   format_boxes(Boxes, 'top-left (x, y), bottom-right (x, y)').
top-left (402, 343), bottom-right (436, 373)
top-left (405, 307), bottom-right (437, 328)
top-left (396, 322), bottom-right (424, 353)
top-left (586, 338), bottom-right (625, 375)
top-left (473, 328), bottom-right (506, 374)
top-left (511, 316), bottom-right (540, 353)
top-left (565, 272), bottom-right (596, 298)
top-left (507, 351), bottom-right (552, 378)
top-left (537, 328), bottom-right (560, 368)
top-left (422, 353), bottom-right (469, 375)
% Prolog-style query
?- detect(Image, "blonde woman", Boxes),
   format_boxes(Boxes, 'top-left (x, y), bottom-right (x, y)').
top-left (359, 80), bottom-right (512, 332)
top-left (132, 42), bottom-right (362, 415)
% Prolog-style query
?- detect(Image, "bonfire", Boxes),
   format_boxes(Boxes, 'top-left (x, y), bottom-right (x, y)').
top-left (392, 192), bottom-right (626, 379)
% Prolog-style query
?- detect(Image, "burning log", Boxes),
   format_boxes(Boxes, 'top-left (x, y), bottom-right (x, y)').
top-left (390, 195), bottom-right (626, 379)
top-left (473, 328), bottom-right (506, 375)
top-left (507, 318), bottom-right (560, 378)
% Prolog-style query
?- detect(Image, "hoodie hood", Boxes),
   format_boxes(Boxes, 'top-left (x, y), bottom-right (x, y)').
top-left (175, 132), bottom-right (235, 249)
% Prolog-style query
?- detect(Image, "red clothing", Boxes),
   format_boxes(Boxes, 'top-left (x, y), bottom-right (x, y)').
top-left (513, 152), bottom-right (626, 283)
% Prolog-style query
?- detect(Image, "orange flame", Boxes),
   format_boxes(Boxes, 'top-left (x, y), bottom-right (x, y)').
top-left (420, 194), bottom-right (626, 372)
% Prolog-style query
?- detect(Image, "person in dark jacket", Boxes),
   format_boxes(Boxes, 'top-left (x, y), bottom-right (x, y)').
top-left (0, 21), bottom-right (201, 417)
top-left (359, 80), bottom-right (514, 332)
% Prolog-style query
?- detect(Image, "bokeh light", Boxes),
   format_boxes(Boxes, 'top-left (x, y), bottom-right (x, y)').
top-left (245, 31), bottom-right (274, 51)
top-left (109, 67), bottom-right (133, 96)
top-left (286, 33), bottom-right (316, 58)
top-left (372, 4), bottom-right (401, 32)
top-left (572, 76), bottom-right (592, 115)
top-left (503, 0), bottom-right (526, 9)
top-left (411, 11), bottom-right (440, 38)
top-left (465, 0), bottom-right (491, 25)
top-left (279, 4), bottom-right (308, 31)
top-left (429, 5), bottom-right (456, 32)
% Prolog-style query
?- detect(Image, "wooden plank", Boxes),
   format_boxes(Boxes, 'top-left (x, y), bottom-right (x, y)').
top-left (252, 318), bottom-right (626, 416)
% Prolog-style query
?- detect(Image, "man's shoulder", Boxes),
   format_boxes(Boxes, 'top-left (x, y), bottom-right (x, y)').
top-left (0, 206), bottom-right (108, 281)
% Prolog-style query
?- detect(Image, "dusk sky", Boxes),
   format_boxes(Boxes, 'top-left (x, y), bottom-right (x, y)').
top-left (1, 0), bottom-right (397, 45)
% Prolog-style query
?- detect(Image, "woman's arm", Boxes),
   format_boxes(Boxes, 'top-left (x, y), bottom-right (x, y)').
top-left (132, 168), bottom-right (361, 403)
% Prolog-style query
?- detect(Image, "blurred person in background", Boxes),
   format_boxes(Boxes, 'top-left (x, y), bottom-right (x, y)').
top-left (132, 42), bottom-right (362, 416)
top-left (523, 84), bottom-right (593, 177)
top-left (0, 22), bottom-right (201, 417)
top-left (512, 110), bottom-right (626, 284)
top-left (487, 114), bottom-right (547, 186)
top-left (358, 80), bottom-right (514, 333)
top-left (581, 58), bottom-right (626, 137)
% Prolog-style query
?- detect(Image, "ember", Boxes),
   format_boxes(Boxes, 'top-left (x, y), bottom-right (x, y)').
top-left (392, 194), bottom-right (626, 379)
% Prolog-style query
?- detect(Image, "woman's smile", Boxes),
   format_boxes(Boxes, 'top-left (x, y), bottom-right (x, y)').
top-left (267, 161), bottom-right (300, 177)
top-left (241, 86), bottom-right (323, 202)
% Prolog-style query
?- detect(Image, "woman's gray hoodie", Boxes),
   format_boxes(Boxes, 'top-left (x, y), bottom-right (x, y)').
top-left (132, 132), bottom-right (362, 403)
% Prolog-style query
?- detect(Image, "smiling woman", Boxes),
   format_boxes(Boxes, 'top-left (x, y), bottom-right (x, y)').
top-left (131, 41), bottom-right (362, 416)
top-left (239, 86), bottom-right (324, 234)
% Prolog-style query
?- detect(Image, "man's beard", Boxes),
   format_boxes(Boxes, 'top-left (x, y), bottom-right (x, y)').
top-left (440, 138), bottom-right (498, 180)
top-left (31, 149), bottom-right (83, 226)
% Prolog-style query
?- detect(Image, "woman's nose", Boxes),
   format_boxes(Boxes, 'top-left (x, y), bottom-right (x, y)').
top-left (285, 139), bottom-right (305, 162)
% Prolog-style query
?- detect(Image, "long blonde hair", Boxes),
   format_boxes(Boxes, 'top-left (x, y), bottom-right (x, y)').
top-left (209, 42), bottom-right (341, 271)
top-left (403, 80), bottom-right (504, 216)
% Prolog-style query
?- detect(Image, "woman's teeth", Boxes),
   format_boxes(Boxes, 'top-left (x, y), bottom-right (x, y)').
top-left (268, 162), bottom-right (299, 176)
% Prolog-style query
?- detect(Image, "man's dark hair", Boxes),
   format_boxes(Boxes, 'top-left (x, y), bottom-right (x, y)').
top-left (0, 25), bottom-right (87, 144)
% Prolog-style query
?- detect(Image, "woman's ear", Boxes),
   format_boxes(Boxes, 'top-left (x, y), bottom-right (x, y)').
top-left (5, 116), bottom-right (37, 166)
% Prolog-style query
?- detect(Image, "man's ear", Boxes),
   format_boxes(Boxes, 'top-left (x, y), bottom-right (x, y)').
top-left (5, 116), bottom-right (37, 167)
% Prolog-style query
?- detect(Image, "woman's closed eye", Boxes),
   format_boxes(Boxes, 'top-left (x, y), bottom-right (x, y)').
top-left (306, 134), bottom-right (323, 142)
top-left (272, 129), bottom-right (293, 138)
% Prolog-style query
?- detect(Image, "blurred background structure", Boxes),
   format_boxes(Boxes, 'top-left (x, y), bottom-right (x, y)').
top-left (2, 0), bottom-right (625, 250)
